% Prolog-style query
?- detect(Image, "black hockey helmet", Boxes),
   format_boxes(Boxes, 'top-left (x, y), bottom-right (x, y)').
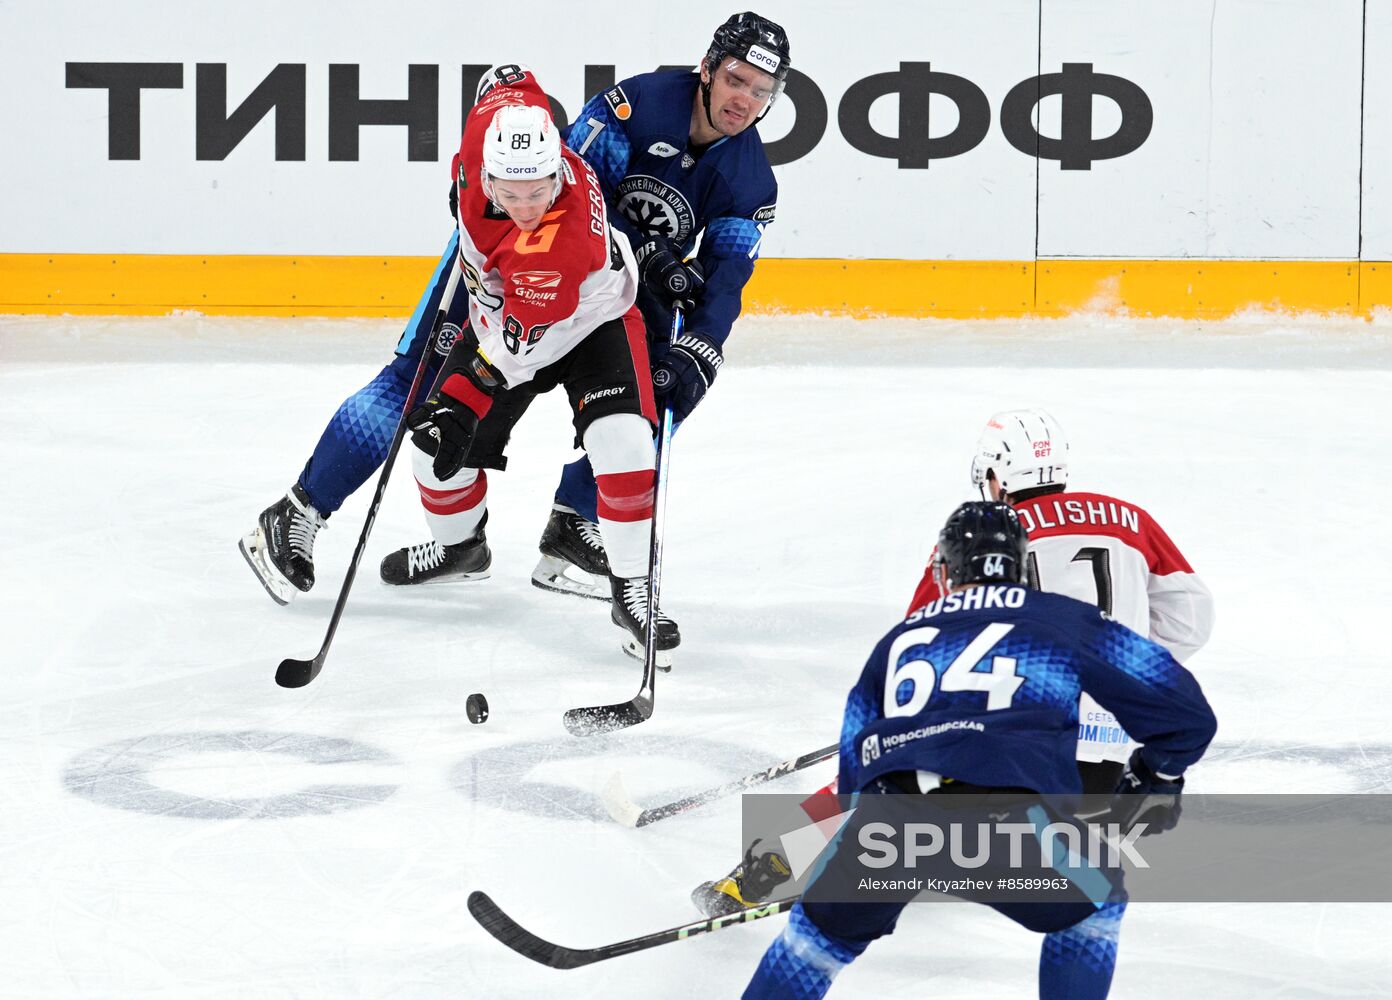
top-left (705, 12), bottom-right (792, 85)
top-left (700, 12), bottom-right (792, 129)
top-left (934, 502), bottom-right (1030, 589)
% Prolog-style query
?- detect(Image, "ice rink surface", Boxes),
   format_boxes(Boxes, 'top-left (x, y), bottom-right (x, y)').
top-left (3, 311), bottom-right (1391, 998)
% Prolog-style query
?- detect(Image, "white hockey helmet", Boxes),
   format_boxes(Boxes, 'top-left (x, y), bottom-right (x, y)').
top-left (969, 408), bottom-right (1070, 498)
top-left (480, 103), bottom-right (563, 206)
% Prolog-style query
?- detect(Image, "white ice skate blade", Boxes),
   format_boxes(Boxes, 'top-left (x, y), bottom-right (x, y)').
top-left (238, 529), bottom-right (297, 606)
top-left (380, 568), bottom-right (491, 587)
top-left (621, 635), bottom-right (673, 673)
top-left (530, 554), bottom-right (610, 602)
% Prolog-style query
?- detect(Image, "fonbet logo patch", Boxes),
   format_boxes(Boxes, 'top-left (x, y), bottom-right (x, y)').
top-left (745, 44), bottom-right (781, 74)
top-left (1033, 440), bottom-right (1051, 457)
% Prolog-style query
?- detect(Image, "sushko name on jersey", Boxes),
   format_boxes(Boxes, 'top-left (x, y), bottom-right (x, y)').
top-left (905, 584), bottom-right (1026, 625)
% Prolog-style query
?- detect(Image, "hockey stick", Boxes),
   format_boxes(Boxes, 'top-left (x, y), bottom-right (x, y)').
top-left (468, 890), bottom-right (796, 969)
top-left (561, 305), bottom-right (681, 736)
top-left (602, 742), bottom-right (839, 828)
top-left (275, 266), bottom-right (462, 689)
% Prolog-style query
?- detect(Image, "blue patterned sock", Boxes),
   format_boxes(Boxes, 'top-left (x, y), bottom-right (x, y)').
top-left (743, 903), bottom-right (868, 1000)
top-left (1039, 898), bottom-right (1126, 1000)
top-left (298, 353), bottom-right (438, 514)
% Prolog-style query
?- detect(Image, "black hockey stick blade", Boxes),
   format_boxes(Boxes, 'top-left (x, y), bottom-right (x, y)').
top-left (562, 692), bottom-right (653, 738)
top-left (275, 653), bottom-right (324, 689)
top-left (273, 266), bottom-right (461, 690)
top-left (603, 742), bottom-right (840, 828)
top-left (468, 890), bottom-right (797, 969)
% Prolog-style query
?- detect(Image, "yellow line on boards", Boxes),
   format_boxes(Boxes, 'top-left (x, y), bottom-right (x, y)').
top-left (1, 254), bottom-right (1387, 319)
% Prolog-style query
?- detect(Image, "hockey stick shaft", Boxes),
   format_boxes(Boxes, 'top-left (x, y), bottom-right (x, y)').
top-left (468, 890), bottom-right (796, 969)
top-left (642, 308), bottom-right (679, 679)
top-left (606, 742), bottom-right (839, 827)
top-left (561, 305), bottom-right (681, 734)
top-left (276, 265), bottom-right (462, 689)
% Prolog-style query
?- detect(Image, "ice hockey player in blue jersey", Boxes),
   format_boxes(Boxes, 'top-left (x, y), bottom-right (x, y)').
top-left (530, 12), bottom-right (789, 602)
top-left (742, 502), bottom-right (1217, 1000)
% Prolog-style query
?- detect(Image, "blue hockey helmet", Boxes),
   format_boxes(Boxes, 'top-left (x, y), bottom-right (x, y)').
top-left (934, 502), bottom-right (1030, 589)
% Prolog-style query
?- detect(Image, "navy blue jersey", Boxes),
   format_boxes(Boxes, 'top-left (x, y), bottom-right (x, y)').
top-left (839, 586), bottom-right (1217, 797)
top-left (562, 70), bottom-right (777, 347)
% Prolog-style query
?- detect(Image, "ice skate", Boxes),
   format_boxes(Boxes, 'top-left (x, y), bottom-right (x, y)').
top-left (380, 517), bottom-right (491, 585)
top-left (691, 840), bottom-right (793, 919)
top-left (531, 504), bottom-right (611, 601)
top-left (609, 575), bottom-right (679, 671)
top-left (239, 484), bottom-right (327, 606)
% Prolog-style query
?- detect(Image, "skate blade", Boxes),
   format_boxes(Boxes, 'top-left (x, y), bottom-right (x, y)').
top-left (530, 554), bottom-right (609, 602)
top-left (238, 530), bottom-right (296, 606)
top-left (380, 567), bottom-right (492, 587)
top-left (621, 635), bottom-right (673, 673)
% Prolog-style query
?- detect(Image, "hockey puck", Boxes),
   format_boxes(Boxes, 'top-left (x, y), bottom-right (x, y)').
top-left (466, 692), bottom-right (489, 725)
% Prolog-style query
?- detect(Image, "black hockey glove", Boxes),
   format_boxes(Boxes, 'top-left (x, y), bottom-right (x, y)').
top-left (407, 389), bottom-right (481, 481)
top-left (1106, 749), bottom-right (1185, 836)
top-left (635, 236), bottom-right (705, 309)
top-left (652, 332), bottom-right (723, 422)
top-left (448, 180), bottom-right (458, 219)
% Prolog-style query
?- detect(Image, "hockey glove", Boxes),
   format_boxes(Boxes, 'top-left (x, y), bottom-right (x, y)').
top-left (407, 387), bottom-right (484, 481)
top-left (1107, 749), bottom-right (1185, 836)
top-left (448, 179), bottom-right (458, 219)
top-left (635, 236), bottom-right (705, 309)
top-left (653, 332), bottom-right (723, 422)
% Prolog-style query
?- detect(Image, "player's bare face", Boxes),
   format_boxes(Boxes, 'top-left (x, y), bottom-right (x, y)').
top-left (706, 58), bottom-right (776, 136)
top-left (490, 177), bottom-right (555, 232)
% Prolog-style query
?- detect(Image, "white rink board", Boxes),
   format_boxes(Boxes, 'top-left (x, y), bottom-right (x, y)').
top-left (0, 0), bottom-right (1382, 260)
top-left (1037, 0), bottom-right (1364, 259)
top-left (1361, 0), bottom-right (1392, 259)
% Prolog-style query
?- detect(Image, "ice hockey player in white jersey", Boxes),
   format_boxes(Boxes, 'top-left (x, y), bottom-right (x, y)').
top-left (907, 408), bottom-right (1215, 784)
top-left (375, 65), bottom-right (678, 664)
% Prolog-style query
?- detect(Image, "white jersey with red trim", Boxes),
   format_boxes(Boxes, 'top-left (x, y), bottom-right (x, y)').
top-left (451, 74), bottom-right (638, 388)
top-left (906, 489), bottom-right (1214, 764)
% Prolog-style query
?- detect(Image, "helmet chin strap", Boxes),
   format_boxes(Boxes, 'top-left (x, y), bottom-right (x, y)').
top-left (700, 70), bottom-right (718, 133)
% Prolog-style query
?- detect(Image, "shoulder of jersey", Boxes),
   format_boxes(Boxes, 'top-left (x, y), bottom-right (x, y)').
top-left (601, 71), bottom-right (688, 136)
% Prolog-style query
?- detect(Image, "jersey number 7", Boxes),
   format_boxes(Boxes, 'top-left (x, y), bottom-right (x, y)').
top-left (883, 622), bottom-right (1023, 718)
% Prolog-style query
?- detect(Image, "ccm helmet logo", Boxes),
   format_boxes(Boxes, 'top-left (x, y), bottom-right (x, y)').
top-left (745, 44), bottom-right (781, 74)
top-left (505, 165), bottom-right (539, 175)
